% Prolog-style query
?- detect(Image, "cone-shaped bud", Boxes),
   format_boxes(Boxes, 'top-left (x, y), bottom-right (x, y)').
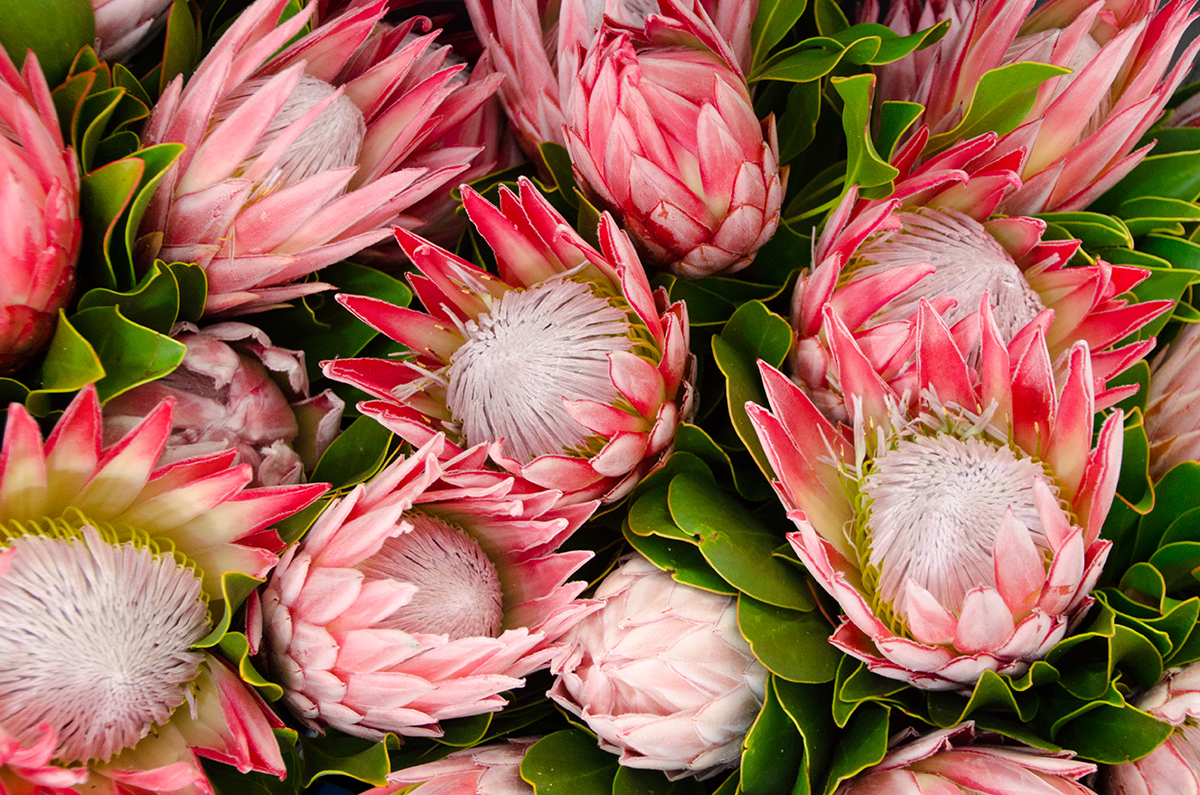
top-left (259, 434), bottom-right (600, 739)
top-left (102, 322), bottom-right (343, 487)
top-left (1101, 664), bottom-right (1200, 794)
top-left (549, 554), bottom-right (768, 780)
top-left (566, 0), bottom-right (784, 276)
top-left (0, 49), bottom-right (81, 375)
top-left (836, 722), bottom-right (1098, 794)
top-left (752, 303), bottom-right (1118, 690)
top-left (870, 0), bottom-right (1200, 214)
top-left (362, 738), bottom-right (538, 795)
top-left (138, 0), bottom-right (501, 315)
top-left (322, 177), bottom-right (695, 505)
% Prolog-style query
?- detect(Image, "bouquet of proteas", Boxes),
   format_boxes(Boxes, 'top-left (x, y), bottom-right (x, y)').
top-left (9, 0), bottom-right (1200, 793)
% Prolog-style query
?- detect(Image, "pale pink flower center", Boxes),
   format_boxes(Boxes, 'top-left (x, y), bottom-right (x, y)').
top-left (862, 434), bottom-right (1050, 615)
top-left (0, 526), bottom-right (208, 763)
top-left (212, 74), bottom-right (366, 199)
top-left (359, 514), bottom-right (504, 640)
top-left (853, 207), bottom-right (1047, 342)
top-left (446, 277), bottom-right (633, 462)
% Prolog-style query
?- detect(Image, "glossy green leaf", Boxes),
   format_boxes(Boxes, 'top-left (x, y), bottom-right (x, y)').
top-left (926, 62), bottom-right (1071, 153)
top-left (216, 631), bottom-right (284, 702)
top-left (622, 525), bottom-right (736, 595)
top-left (1094, 147), bottom-right (1200, 212)
top-left (833, 74), bottom-right (899, 194)
top-left (1142, 233), bottom-right (1200, 272)
top-left (1118, 197), bottom-right (1200, 238)
top-left (1054, 702), bottom-right (1172, 764)
top-left (813, 0), bottom-right (848, 35)
top-left (629, 485), bottom-right (695, 542)
top-left (438, 713), bottom-right (493, 748)
top-left (79, 157), bottom-right (143, 290)
top-left (77, 87), bottom-right (125, 173)
top-left (195, 571), bottom-right (266, 647)
top-left (69, 306), bottom-right (187, 402)
top-left (76, 259), bottom-right (197, 333)
top-left (774, 680), bottom-right (835, 795)
top-left (161, 0), bottom-right (201, 96)
top-left (739, 595), bottom-right (838, 683)
top-left (741, 675), bottom-right (805, 795)
top-left (613, 767), bottom-right (704, 795)
top-left (830, 21), bottom-right (949, 65)
top-left (750, 0), bottom-right (808, 71)
top-left (877, 101), bottom-right (924, 161)
top-left (520, 729), bottom-right (618, 795)
top-left (36, 311), bottom-right (104, 397)
top-left (753, 37), bottom-right (874, 83)
top-left (310, 415), bottom-right (394, 488)
top-left (299, 734), bottom-right (392, 787)
top-left (539, 142), bottom-right (580, 209)
top-left (831, 660), bottom-right (909, 728)
top-left (822, 705), bottom-right (888, 795)
top-left (1038, 212), bottom-right (1133, 251)
top-left (775, 80), bottom-right (823, 164)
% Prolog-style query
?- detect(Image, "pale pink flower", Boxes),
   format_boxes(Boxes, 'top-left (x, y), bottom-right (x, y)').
top-left (102, 322), bottom-right (343, 487)
top-left (0, 49), bottom-right (81, 375)
top-left (751, 301), bottom-right (1119, 690)
top-left (836, 722), bottom-right (1098, 794)
top-left (549, 554), bottom-right (767, 780)
top-left (1102, 664), bottom-right (1200, 794)
top-left (362, 738), bottom-right (537, 795)
top-left (259, 434), bottom-right (600, 739)
top-left (138, 0), bottom-right (502, 315)
top-left (566, 0), bottom-right (784, 276)
top-left (323, 177), bottom-right (694, 505)
top-left (92, 0), bottom-right (173, 61)
top-left (1144, 323), bottom-right (1200, 480)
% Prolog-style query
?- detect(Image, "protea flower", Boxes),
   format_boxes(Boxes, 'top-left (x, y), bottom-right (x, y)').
top-left (868, 0), bottom-right (1200, 214)
top-left (1143, 323), bottom-right (1200, 480)
top-left (0, 48), bottom-right (81, 375)
top-left (751, 300), bottom-right (1120, 690)
top-left (565, 1), bottom-right (784, 276)
top-left (137, 0), bottom-right (502, 315)
top-left (790, 129), bottom-right (1169, 422)
top-left (549, 554), bottom-right (768, 780)
top-left (259, 434), bottom-right (600, 739)
top-left (92, 0), bottom-right (173, 61)
top-left (0, 383), bottom-right (328, 793)
top-left (102, 322), bottom-right (344, 487)
top-left (362, 738), bottom-right (538, 795)
top-left (1101, 664), bottom-right (1200, 794)
top-left (322, 177), bottom-right (694, 505)
top-left (835, 722), bottom-right (1098, 794)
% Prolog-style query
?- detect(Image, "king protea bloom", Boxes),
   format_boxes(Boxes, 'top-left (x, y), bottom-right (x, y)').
top-left (550, 554), bottom-right (768, 780)
top-left (0, 48), bottom-right (81, 376)
top-left (1143, 323), bottom-right (1200, 480)
top-left (322, 177), bottom-right (694, 505)
top-left (566, 1), bottom-right (784, 276)
top-left (102, 322), bottom-right (344, 487)
top-left (751, 300), bottom-right (1119, 690)
top-left (835, 722), bottom-right (1098, 794)
top-left (259, 434), bottom-right (599, 739)
top-left (362, 738), bottom-right (538, 795)
top-left (869, 0), bottom-right (1200, 214)
top-left (1101, 664), bottom-right (1200, 794)
top-left (137, 0), bottom-right (501, 315)
top-left (790, 129), bottom-right (1169, 422)
top-left (0, 380), bottom-right (329, 792)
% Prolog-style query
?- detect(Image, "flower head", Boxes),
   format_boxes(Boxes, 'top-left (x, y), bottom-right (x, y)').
top-left (0, 48), bottom-right (81, 375)
top-left (138, 0), bottom-right (501, 315)
top-left (549, 554), bottom-right (767, 780)
top-left (1101, 664), bottom-right (1200, 794)
top-left (259, 434), bottom-right (600, 739)
top-left (323, 177), bottom-right (694, 504)
top-left (791, 130), bottom-right (1169, 422)
top-left (1143, 323), bottom-right (1200, 480)
top-left (835, 722), bottom-right (1097, 794)
top-left (752, 301), bottom-right (1119, 690)
top-left (92, 0), bottom-right (173, 61)
top-left (363, 737), bottom-right (538, 795)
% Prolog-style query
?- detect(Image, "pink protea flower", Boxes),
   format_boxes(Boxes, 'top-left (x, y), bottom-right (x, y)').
top-left (836, 722), bottom-right (1098, 794)
top-left (362, 737), bottom-right (538, 795)
top-left (791, 129), bottom-right (1170, 422)
top-left (750, 300), bottom-right (1120, 690)
top-left (1101, 664), bottom-right (1200, 794)
top-left (549, 554), bottom-right (767, 779)
top-left (137, 0), bottom-right (502, 316)
top-left (92, 0), bottom-right (173, 61)
top-left (868, 0), bottom-right (1200, 215)
top-left (102, 322), bottom-right (344, 487)
top-left (322, 177), bottom-right (694, 505)
top-left (0, 49), bottom-right (81, 375)
top-left (0, 380), bottom-right (329, 795)
top-left (1144, 323), bottom-right (1200, 480)
top-left (259, 434), bottom-right (599, 739)
top-left (565, 1), bottom-right (784, 276)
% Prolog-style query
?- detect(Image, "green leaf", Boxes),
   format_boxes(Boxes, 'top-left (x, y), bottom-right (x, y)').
top-left (310, 416), bottom-right (394, 488)
top-left (298, 734), bottom-right (392, 788)
top-left (926, 62), bottom-right (1071, 154)
top-left (613, 767), bottom-right (704, 795)
top-left (739, 594), bottom-right (839, 683)
top-left (740, 675), bottom-right (805, 795)
top-left (76, 260), bottom-right (201, 333)
top-left (777, 81), bottom-right (823, 164)
top-left (832, 74), bottom-right (899, 194)
top-left (539, 142), bottom-right (580, 209)
top-left (77, 87), bottom-right (125, 174)
top-left (1094, 147), bottom-right (1200, 212)
top-left (622, 524), bottom-right (736, 594)
top-left (68, 306), bottom-right (187, 402)
top-left (753, 37), bottom-right (874, 83)
top-left (750, 0), bottom-right (809, 72)
top-left (629, 485), bottom-right (696, 542)
top-left (160, 0), bottom-right (201, 96)
top-left (1142, 233), bottom-right (1200, 273)
top-left (520, 729), bottom-right (618, 795)
top-left (877, 101), bottom-right (924, 161)
top-left (36, 310), bottom-right (104, 398)
top-left (813, 0), bottom-right (848, 35)
top-left (926, 670), bottom-right (1039, 727)
top-left (829, 21), bottom-right (950, 66)
top-left (1117, 196), bottom-right (1200, 238)
top-left (438, 713), bottom-right (493, 748)
top-left (79, 157), bottom-right (143, 290)
top-left (195, 570), bottom-right (265, 647)
top-left (774, 680), bottom-right (836, 795)
top-left (215, 630), bottom-right (284, 701)
top-left (1054, 702), bottom-right (1172, 764)
top-left (822, 705), bottom-right (889, 795)
top-left (1038, 212), bottom-right (1133, 251)
top-left (666, 276), bottom-right (784, 327)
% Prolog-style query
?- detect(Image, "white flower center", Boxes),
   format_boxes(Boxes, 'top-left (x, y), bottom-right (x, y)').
top-left (213, 74), bottom-right (366, 198)
top-left (358, 514), bottom-right (504, 640)
top-left (862, 435), bottom-right (1050, 615)
top-left (445, 277), bottom-right (634, 462)
top-left (0, 526), bottom-right (208, 763)
top-left (852, 208), bottom-right (1047, 341)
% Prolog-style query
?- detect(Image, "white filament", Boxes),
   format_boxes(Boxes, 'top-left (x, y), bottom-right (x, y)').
top-left (360, 514), bottom-right (504, 640)
top-left (854, 208), bottom-right (1047, 341)
top-left (863, 435), bottom-right (1050, 614)
top-left (0, 527), bottom-right (208, 763)
top-left (445, 278), bottom-right (634, 462)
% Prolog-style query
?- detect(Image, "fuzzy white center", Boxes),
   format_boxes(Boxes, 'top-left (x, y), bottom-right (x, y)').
top-left (359, 514), bottom-right (504, 640)
top-left (863, 435), bottom-right (1050, 615)
top-left (445, 278), bottom-right (634, 462)
top-left (854, 208), bottom-right (1047, 341)
top-left (213, 74), bottom-right (366, 198)
top-left (0, 528), bottom-right (208, 763)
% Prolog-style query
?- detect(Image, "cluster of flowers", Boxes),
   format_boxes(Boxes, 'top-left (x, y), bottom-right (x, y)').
top-left (7, 0), bottom-right (1200, 793)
